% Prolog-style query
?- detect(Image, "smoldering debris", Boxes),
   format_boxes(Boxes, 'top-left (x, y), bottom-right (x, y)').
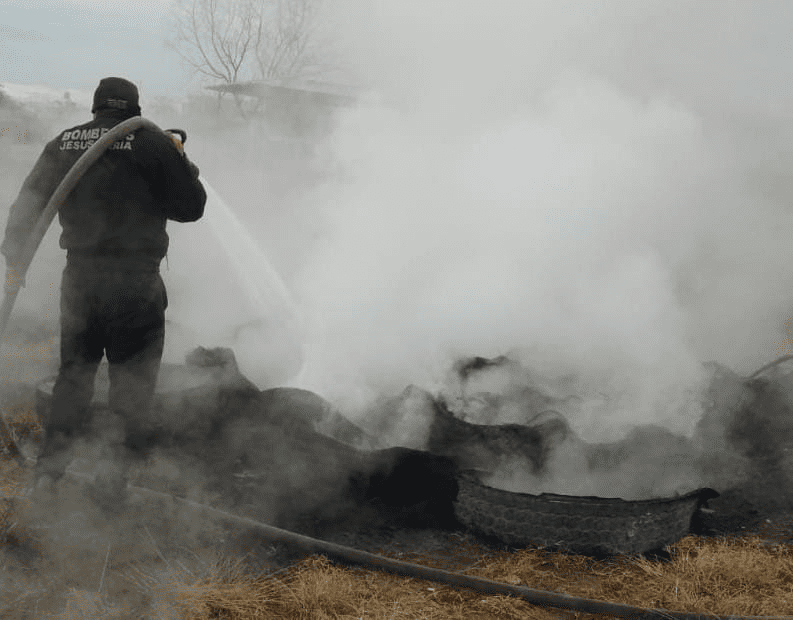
top-left (444, 355), bottom-right (580, 426)
top-left (4, 345), bottom-right (793, 618)
top-left (695, 359), bottom-right (793, 515)
top-left (486, 425), bottom-right (705, 501)
top-left (360, 385), bottom-right (437, 450)
top-left (355, 351), bottom-right (793, 521)
top-left (8, 346), bottom-right (793, 536)
top-left (427, 396), bottom-right (571, 476)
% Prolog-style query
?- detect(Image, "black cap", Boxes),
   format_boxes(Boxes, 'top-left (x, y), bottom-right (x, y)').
top-left (91, 77), bottom-right (140, 115)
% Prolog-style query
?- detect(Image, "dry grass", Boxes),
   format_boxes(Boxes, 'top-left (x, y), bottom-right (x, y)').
top-left (173, 535), bottom-right (793, 620)
top-left (0, 455), bottom-right (25, 545)
top-left (0, 404), bottom-right (39, 546)
top-left (4, 403), bottom-right (43, 441)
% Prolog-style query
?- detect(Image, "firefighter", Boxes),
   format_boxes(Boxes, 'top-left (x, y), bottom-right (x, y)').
top-left (1, 77), bottom-right (207, 493)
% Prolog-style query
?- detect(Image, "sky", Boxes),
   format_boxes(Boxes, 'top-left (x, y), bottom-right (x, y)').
top-left (0, 0), bottom-right (184, 95)
top-left (5, 0), bottom-right (793, 444)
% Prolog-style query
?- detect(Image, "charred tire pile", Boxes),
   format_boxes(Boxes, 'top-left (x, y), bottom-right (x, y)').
top-left (30, 356), bottom-right (721, 554)
top-left (454, 470), bottom-right (719, 556)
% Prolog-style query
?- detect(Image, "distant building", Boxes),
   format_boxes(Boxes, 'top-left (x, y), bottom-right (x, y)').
top-left (205, 78), bottom-right (369, 138)
top-left (207, 78), bottom-right (361, 107)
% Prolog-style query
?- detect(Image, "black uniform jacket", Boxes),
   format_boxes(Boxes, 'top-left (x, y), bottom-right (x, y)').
top-left (1, 111), bottom-right (207, 269)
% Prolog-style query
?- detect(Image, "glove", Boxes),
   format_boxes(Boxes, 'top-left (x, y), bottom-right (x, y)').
top-left (164, 129), bottom-right (186, 156)
top-left (164, 129), bottom-right (198, 178)
top-left (4, 262), bottom-right (25, 294)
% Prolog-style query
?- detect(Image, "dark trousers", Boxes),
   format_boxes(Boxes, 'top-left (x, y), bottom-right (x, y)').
top-left (37, 261), bottom-right (167, 478)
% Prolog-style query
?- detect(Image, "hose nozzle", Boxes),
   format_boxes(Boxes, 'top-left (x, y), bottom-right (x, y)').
top-left (164, 128), bottom-right (187, 155)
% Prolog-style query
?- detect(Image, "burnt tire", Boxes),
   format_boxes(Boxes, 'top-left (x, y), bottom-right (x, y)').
top-left (453, 471), bottom-right (718, 556)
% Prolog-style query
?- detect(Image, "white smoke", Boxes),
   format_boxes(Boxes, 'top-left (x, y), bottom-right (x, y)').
top-left (278, 1), bottom-right (793, 444)
top-left (289, 75), bottom-right (709, 441)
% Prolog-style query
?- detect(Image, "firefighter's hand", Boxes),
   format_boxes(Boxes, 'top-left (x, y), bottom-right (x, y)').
top-left (4, 263), bottom-right (25, 294)
top-left (165, 130), bottom-right (185, 156)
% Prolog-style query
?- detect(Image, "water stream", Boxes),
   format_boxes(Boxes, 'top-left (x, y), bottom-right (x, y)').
top-left (164, 178), bottom-right (305, 385)
top-left (200, 178), bottom-right (301, 330)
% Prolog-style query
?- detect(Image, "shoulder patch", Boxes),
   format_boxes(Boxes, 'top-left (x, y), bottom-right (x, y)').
top-left (58, 126), bottom-right (135, 153)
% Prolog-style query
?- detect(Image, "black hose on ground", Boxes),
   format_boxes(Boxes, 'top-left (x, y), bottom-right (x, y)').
top-left (126, 484), bottom-right (792, 620)
top-left (0, 116), bottom-right (172, 462)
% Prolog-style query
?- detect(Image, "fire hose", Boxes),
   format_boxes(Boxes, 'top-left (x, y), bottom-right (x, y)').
top-left (0, 116), bottom-right (183, 462)
top-left (126, 483), bottom-right (792, 620)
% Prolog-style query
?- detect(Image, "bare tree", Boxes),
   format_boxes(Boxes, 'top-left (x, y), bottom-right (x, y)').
top-left (168, 0), bottom-right (262, 83)
top-left (167, 0), bottom-right (327, 115)
top-left (254, 0), bottom-right (323, 80)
